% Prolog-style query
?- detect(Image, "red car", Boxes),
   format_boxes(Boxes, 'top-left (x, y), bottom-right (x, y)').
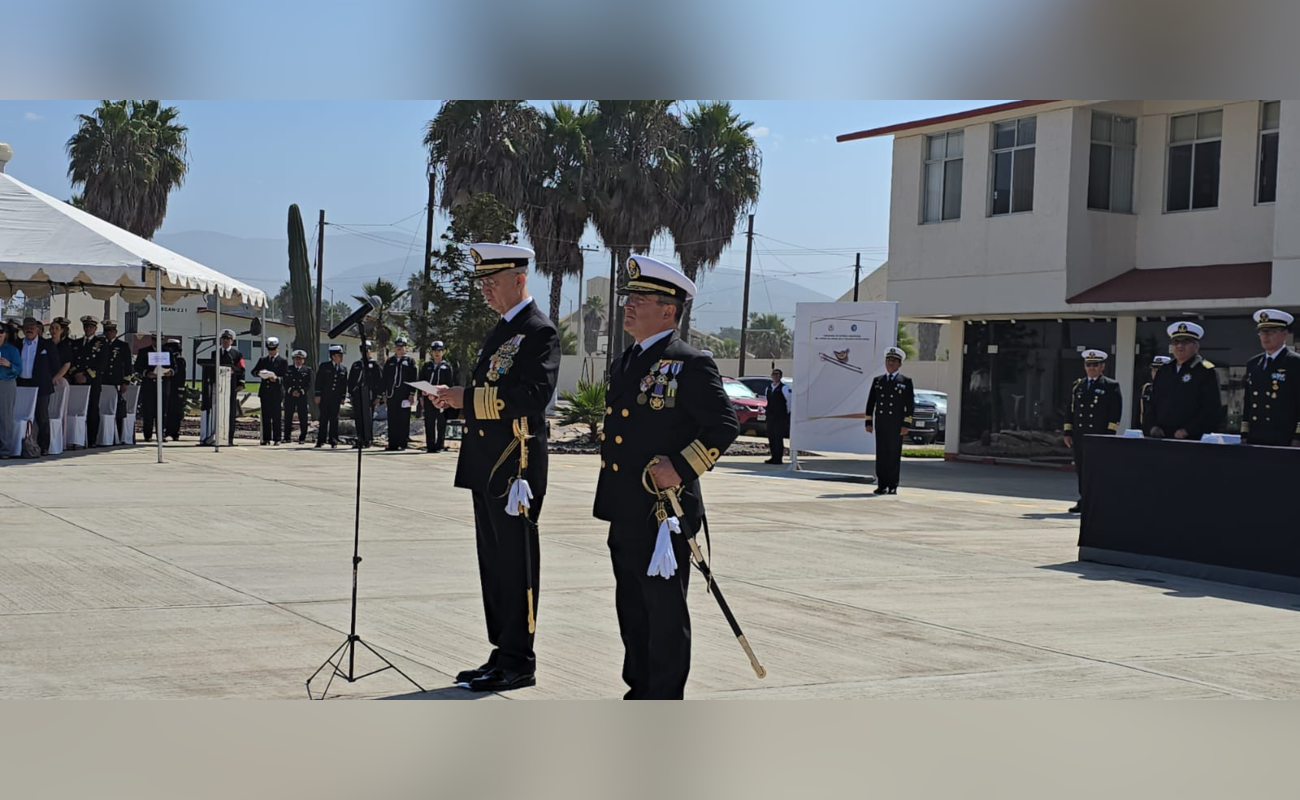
top-left (723, 378), bottom-right (767, 436)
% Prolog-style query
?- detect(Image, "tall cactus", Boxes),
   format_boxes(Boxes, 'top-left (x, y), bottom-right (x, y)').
top-left (287, 204), bottom-right (318, 418)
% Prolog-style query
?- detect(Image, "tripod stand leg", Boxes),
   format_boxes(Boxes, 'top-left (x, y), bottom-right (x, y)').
top-left (306, 637), bottom-right (350, 699)
top-left (355, 638), bottom-right (426, 692)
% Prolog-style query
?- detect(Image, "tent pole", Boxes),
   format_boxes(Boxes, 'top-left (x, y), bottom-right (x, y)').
top-left (155, 266), bottom-right (163, 464)
top-left (214, 294), bottom-right (221, 453)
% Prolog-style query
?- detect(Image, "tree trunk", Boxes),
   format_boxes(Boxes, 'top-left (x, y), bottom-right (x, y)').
top-left (549, 271), bottom-right (563, 325)
top-left (678, 260), bottom-right (701, 343)
top-left (287, 204), bottom-right (318, 420)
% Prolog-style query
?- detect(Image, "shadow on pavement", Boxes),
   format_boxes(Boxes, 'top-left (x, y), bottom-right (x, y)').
top-left (377, 685), bottom-right (490, 700)
top-left (1041, 560), bottom-right (1300, 612)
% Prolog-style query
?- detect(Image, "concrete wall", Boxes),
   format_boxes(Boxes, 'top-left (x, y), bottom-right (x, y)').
top-left (884, 100), bottom-right (1293, 318)
top-left (1134, 101), bottom-right (1275, 271)
top-left (887, 107), bottom-right (1075, 318)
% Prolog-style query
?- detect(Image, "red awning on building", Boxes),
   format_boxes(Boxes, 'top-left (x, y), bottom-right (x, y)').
top-left (1066, 263), bottom-right (1272, 305)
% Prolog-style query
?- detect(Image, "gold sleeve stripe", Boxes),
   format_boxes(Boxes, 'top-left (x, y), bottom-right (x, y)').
top-left (473, 386), bottom-right (506, 421)
top-left (681, 439), bottom-right (721, 475)
top-left (903, 416), bottom-right (913, 424)
top-left (1107, 422), bottom-right (1118, 431)
top-left (1063, 423), bottom-right (1074, 431)
top-left (1242, 422), bottom-right (1251, 432)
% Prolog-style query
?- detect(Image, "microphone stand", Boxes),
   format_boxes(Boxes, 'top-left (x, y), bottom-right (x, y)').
top-left (306, 317), bottom-right (425, 699)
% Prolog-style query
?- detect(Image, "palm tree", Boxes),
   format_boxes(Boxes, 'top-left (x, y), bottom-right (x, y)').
top-left (523, 102), bottom-right (597, 324)
top-left (667, 102), bottom-right (762, 336)
top-left (747, 312), bottom-right (792, 359)
top-left (581, 294), bottom-right (606, 356)
top-left (66, 100), bottom-right (189, 239)
top-left (355, 278), bottom-right (408, 356)
top-left (588, 101), bottom-right (681, 355)
top-left (424, 101), bottom-right (541, 214)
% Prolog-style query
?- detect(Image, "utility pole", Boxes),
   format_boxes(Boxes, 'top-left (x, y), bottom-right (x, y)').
top-left (422, 167), bottom-right (436, 360)
top-left (574, 244), bottom-right (599, 368)
top-left (738, 213), bottom-right (755, 378)
top-left (315, 209), bottom-right (325, 361)
top-left (853, 252), bottom-right (861, 301)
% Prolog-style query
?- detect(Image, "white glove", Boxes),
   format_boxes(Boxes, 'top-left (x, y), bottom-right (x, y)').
top-left (646, 515), bottom-right (681, 579)
top-left (401, 399), bottom-right (411, 408)
top-left (506, 478), bottom-right (533, 517)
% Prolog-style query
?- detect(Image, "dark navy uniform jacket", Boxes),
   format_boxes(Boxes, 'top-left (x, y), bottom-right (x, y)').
top-left (1243, 346), bottom-right (1300, 446)
top-left (1065, 375), bottom-right (1122, 436)
top-left (455, 300), bottom-right (561, 499)
top-left (594, 332), bottom-right (739, 526)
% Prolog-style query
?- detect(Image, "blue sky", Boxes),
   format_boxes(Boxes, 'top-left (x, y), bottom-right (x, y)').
top-left (0, 100), bottom-right (990, 305)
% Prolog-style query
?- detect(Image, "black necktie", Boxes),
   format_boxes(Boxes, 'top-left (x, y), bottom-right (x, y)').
top-left (1263, 356), bottom-right (1272, 374)
top-left (622, 344), bottom-right (642, 372)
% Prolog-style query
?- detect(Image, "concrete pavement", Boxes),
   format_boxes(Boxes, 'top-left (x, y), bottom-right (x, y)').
top-left (3, 443), bottom-right (1299, 699)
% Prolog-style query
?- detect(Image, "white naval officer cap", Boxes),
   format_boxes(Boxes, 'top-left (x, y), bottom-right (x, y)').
top-left (468, 243), bottom-right (534, 278)
top-left (884, 346), bottom-right (906, 362)
top-left (1254, 308), bottom-right (1293, 330)
top-left (1151, 355), bottom-right (1173, 367)
top-left (292, 349), bottom-right (307, 358)
top-left (1081, 348), bottom-right (1108, 363)
top-left (266, 337), bottom-right (280, 347)
top-left (1167, 321), bottom-right (1204, 340)
top-left (329, 344), bottom-right (344, 354)
top-left (220, 328), bottom-right (236, 339)
top-left (431, 340), bottom-right (445, 349)
top-left (619, 256), bottom-right (696, 301)
top-left (394, 337), bottom-right (408, 347)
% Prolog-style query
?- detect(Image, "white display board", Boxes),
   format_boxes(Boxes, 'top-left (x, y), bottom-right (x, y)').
top-left (791, 301), bottom-right (898, 457)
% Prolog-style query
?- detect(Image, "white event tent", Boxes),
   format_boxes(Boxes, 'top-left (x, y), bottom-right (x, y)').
top-left (0, 169), bottom-right (267, 464)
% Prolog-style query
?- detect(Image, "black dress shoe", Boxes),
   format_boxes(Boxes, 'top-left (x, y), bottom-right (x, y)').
top-left (467, 668), bottom-right (535, 692)
top-left (887, 487), bottom-right (897, 495)
top-left (1068, 503), bottom-right (1081, 513)
top-left (315, 442), bottom-right (324, 448)
top-left (873, 487), bottom-right (888, 495)
top-left (454, 664), bottom-right (492, 685)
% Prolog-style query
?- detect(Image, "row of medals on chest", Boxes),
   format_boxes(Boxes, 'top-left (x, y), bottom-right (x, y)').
top-left (638, 362), bottom-right (682, 410)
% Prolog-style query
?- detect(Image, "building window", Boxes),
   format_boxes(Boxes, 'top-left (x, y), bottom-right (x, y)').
top-left (1258, 101), bottom-right (1281, 204)
top-left (923, 131), bottom-right (963, 222)
top-left (1087, 112), bottom-right (1136, 212)
top-left (1166, 109), bottom-right (1222, 211)
top-left (990, 117), bottom-right (1036, 215)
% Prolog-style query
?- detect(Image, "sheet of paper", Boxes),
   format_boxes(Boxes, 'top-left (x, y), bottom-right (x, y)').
top-left (147, 352), bottom-right (171, 366)
top-left (406, 380), bottom-right (443, 395)
top-left (400, 400), bottom-right (412, 409)
top-left (258, 370), bottom-right (275, 379)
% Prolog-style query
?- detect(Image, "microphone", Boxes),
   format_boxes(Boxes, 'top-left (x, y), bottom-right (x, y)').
top-left (329, 296), bottom-right (381, 339)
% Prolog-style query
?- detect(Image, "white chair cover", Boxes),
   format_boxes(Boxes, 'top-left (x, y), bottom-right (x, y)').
top-left (47, 383), bottom-right (69, 455)
top-left (118, 384), bottom-right (141, 445)
top-left (65, 385), bottom-right (90, 449)
top-left (97, 387), bottom-right (119, 447)
top-left (10, 387), bottom-right (38, 457)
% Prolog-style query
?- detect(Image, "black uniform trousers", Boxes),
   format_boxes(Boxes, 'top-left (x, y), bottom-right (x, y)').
top-left (875, 425), bottom-right (904, 489)
top-left (163, 380), bottom-right (183, 440)
top-left (351, 392), bottom-right (372, 445)
top-left (387, 397), bottom-right (411, 448)
top-left (115, 386), bottom-right (128, 433)
top-left (139, 380), bottom-right (159, 440)
top-left (284, 394), bottom-right (309, 442)
top-left (424, 399), bottom-right (447, 451)
top-left (608, 515), bottom-right (694, 700)
top-left (472, 491), bottom-right (542, 675)
top-left (317, 397), bottom-right (341, 445)
top-left (259, 386), bottom-right (283, 443)
top-left (86, 382), bottom-right (102, 445)
top-left (767, 415), bottom-right (789, 462)
top-left (1072, 439), bottom-right (1088, 498)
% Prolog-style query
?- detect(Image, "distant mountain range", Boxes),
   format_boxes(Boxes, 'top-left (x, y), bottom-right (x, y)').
top-left (154, 230), bottom-right (834, 332)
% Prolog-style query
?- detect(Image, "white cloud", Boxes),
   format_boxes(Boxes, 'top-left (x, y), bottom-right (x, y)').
top-left (751, 125), bottom-right (770, 138)
top-left (24, 112), bottom-right (42, 121)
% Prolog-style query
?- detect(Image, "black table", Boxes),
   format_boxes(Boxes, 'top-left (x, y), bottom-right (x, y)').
top-left (1079, 436), bottom-right (1300, 593)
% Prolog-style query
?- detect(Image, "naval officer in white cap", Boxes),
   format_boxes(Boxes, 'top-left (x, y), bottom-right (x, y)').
top-left (595, 255), bottom-right (739, 699)
top-left (1243, 309), bottom-right (1300, 446)
top-left (1144, 321), bottom-right (1223, 440)
top-left (251, 336), bottom-right (288, 444)
top-left (864, 346), bottom-right (914, 495)
top-left (429, 242), bottom-right (560, 692)
top-left (1063, 349), bottom-right (1122, 513)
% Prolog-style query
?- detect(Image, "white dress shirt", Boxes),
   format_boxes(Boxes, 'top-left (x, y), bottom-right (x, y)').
top-left (502, 297), bottom-right (534, 323)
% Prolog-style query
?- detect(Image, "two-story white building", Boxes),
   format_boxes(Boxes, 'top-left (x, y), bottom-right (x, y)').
top-left (839, 100), bottom-right (1295, 462)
